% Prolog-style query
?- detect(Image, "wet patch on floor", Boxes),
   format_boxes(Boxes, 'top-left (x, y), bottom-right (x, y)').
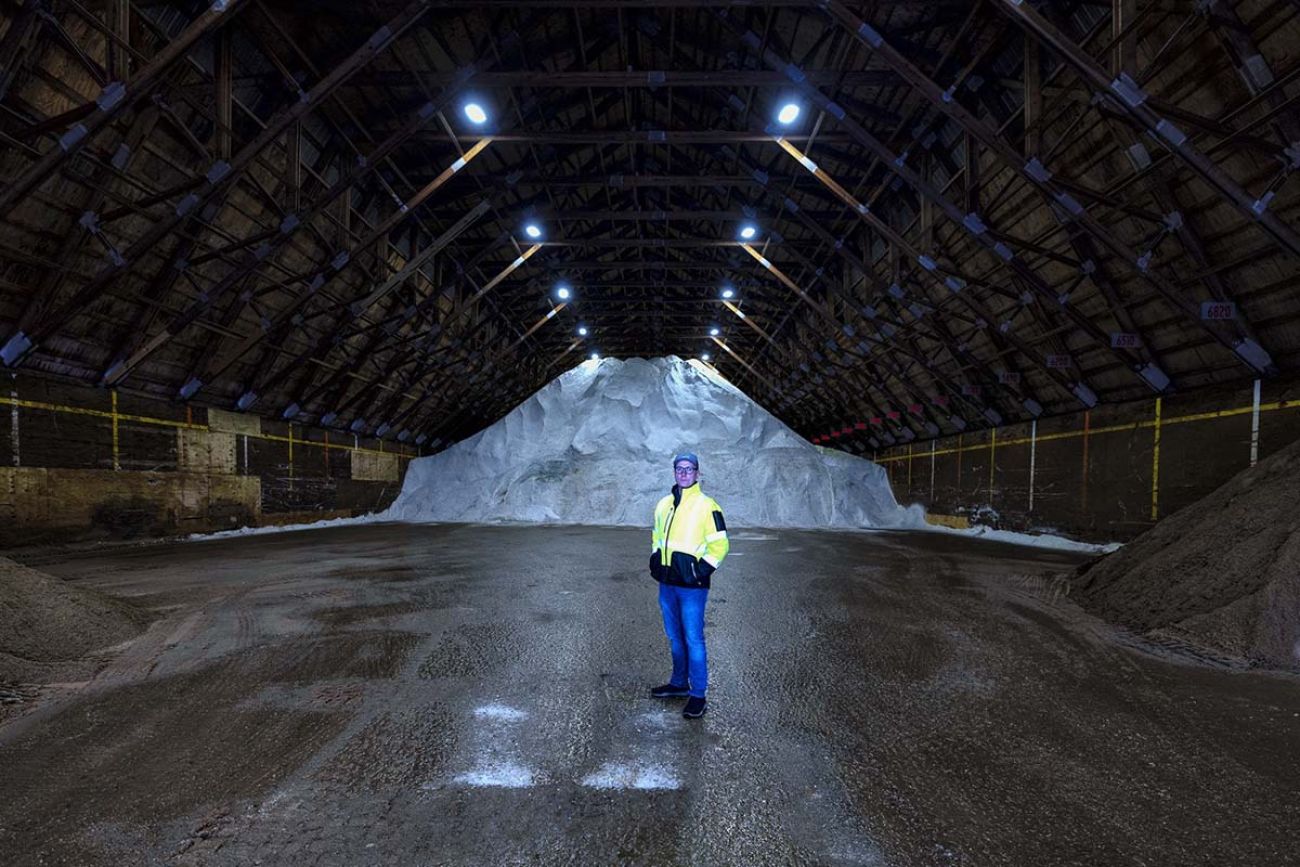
top-left (311, 600), bottom-right (426, 627)
top-left (238, 680), bottom-right (369, 713)
top-left (416, 621), bottom-right (525, 679)
top-left (315, 704), bottom-right (457, 793)
top-left (269, 631), bottom-right (423, 682)
top-left (329, 564), bottom-right (424, 583)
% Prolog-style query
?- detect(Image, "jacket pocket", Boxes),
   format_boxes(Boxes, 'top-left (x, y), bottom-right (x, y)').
top-left (670, 551), bottom-right (705, 586)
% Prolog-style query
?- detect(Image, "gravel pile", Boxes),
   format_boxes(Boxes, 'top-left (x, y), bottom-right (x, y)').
top-left (1072, 435), bottom-right (1300, 669)
top-left (0, 557), bottom-right (147, 684)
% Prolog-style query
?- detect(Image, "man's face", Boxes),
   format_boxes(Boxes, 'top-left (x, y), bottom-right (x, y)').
top-left (673, 462), bottom-right (698, 487)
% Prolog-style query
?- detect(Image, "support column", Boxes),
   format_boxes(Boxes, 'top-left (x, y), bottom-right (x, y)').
top-left (1111, 0), bottom-right (1138, 76)
top-left (9, 379), bottom-right (19, 467)
top-left (1081, 411), bottom-right (1091, 513)
top-left (929, 440), bottom-right (937, 502)
top-left (108, 0), bottom-right (131, 82)
top-left (1024, 36), bottom-right (1041, 155)
top-left (1250, 380), bottom-right (1262, 467)
top-left (1029, 420), bottom-right (1038, 513)
top-left (214, 28), bottom-right (233, 159)
top-left (1150, 398), bottom-right (1163, 521)
top-left (988, 429), bottom-right (997, 506)
top-left (111, 390), bottom-right (120, 471)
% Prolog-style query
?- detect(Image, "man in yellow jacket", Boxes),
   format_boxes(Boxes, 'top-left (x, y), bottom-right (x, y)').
top-left (648, 452), bottom-right (730, 719)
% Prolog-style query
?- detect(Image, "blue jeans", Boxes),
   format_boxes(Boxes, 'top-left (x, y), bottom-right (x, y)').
top-left (658, 583), bottom-right (709, 698)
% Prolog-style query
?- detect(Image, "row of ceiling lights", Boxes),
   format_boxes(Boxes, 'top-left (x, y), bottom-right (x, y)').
top-left (550, 275), bottom-right (735, 366)
top-left (460, 99), bottom-right (803, 130)
top-left (559, 289), bottom-right (730, 364)
top-left (465, 94), bottom-right (804, 243)
top-left (458, 98), bottom-right (804, 370)
top-left (522, 219), bottom-right (760, 244)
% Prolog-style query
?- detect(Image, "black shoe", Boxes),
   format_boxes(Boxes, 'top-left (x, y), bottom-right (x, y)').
top-left (682, 696), bottom-right (707, 718)
top-left (650, 683), bottom-right (689, 699)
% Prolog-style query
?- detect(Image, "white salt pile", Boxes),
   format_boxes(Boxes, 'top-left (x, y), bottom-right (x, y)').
top-left (382, 356), bottom-right (924, 530)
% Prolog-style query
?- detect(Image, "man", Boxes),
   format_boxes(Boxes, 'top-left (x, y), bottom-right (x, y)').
top-left (648, 452), bottom-right (729, 719)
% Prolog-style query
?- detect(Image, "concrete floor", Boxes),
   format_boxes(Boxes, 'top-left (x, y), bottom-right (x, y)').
top-left (2, 523), bottom-right (1299, 866)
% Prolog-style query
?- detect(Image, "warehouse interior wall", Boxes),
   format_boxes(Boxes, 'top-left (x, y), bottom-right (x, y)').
top-left (0, 371), bottom-right (416, 546)
top-left (9, 365), bottom-right (1300, 548)
top-left (873, 375), bottom-right (1300, 542)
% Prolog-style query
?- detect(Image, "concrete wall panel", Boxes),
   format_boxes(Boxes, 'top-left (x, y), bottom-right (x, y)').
top-left (0, 468), bottom-right (261, 545)
top-left (207, 407), bottom-right (261, 437)
top-left (178, 429), bottom-right (237, 475)
top-left (352, 449), bottom-right (400, 482)
top-left (0, 371), bottom-right (418, 547)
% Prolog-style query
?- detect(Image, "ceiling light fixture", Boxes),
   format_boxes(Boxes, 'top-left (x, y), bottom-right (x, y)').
top-left (463, 102), bottom-right (488, 125)
top-left (777, 103), bottom-right (800, 125)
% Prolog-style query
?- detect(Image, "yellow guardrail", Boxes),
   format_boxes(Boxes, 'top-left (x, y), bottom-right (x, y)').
top-left (874, 397), bottom-right (1300, 462)
top-left (873, 390), bottom-right (1299, 522)
top-left (0, 394), bottom-right (415, 461)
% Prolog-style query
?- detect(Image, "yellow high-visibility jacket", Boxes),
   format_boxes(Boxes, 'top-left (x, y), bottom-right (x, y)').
top-left (651, 483), bottom-right (729, 588)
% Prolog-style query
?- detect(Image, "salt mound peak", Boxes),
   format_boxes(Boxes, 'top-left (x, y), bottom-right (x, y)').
top-left (384, 356), bottom-right (923, 529)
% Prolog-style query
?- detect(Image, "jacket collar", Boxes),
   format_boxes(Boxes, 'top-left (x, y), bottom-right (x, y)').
top-left (671, 482), bottom-right (701, 507)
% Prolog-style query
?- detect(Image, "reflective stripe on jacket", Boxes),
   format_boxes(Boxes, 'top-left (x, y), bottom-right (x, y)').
top-left (650, 483), bottom-right (729, 588)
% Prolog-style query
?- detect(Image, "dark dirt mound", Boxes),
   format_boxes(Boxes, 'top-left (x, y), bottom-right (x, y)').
top-left (0, 557), bottom-right (149, 684)
top-left (1072, 436), bottom-right (1300, 670)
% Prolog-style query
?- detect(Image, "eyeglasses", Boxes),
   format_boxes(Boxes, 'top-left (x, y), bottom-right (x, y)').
top-left (673, 466), bottom-right (697, 474)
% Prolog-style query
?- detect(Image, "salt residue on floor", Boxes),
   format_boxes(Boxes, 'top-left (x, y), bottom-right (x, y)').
top-left (472, 704), bottom-right (529, 722)
top-left (452, 762), bottom-right (536, 788)
top-left (580, 762), bottom-right (681, 790)
top-left (921, 524), bottom-right (1121, 555)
